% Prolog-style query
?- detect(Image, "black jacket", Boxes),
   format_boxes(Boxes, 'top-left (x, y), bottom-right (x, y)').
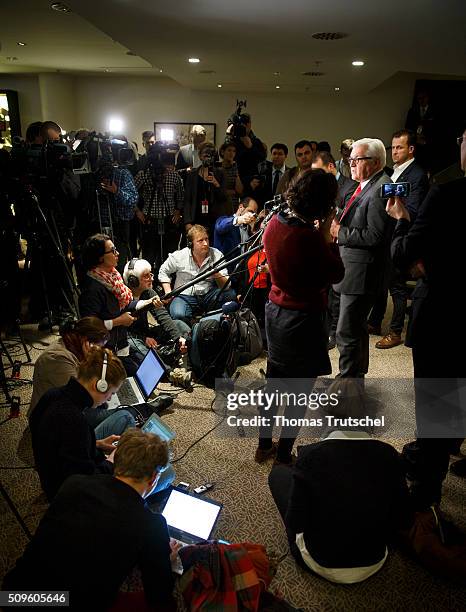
top-left (183, 167), bottom-right (231, 227)
top-left (3, 474), bottom-right (175, 610)
top-left (29, 378), bottom-right (113, 500)
top-left (388, 160), bottom-right (429, 222)
top-left (79, 276), bottom-right (138, 353)
top-left (286, 436), bottom-right (412, 569)
top-left (131, 288), bottom-right (181, 343)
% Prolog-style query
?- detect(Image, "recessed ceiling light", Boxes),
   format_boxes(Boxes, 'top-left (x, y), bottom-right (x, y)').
top-left (352, 60), bottom-right (364, 66)
top-left (159, 69), bottom-right (163, 73)
top-left (275, 85), bottom-right (280, 89)
top-left (17, 42), bottom-right (27, 47)
top-left (188, 57), bottom-right (200, 63)
top-left (50, 2), bottom-right (71, 12)
top-left (273, 71), bottom-right (281, 76)
top-left (6, 57), bottom-right (18, 61)
top-left (334, 87), bottom-right (340, 91)
top-left (217, 83), bottom-right (222, 88)
top-left (104, 69), bottom-right (111, 72)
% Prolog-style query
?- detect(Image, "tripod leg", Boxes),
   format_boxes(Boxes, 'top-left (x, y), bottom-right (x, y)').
top-left (15, 321), bottom-right (32, 363)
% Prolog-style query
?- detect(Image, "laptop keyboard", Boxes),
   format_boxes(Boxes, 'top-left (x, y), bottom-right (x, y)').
top-left (117, 379), bottom-right (139, 406)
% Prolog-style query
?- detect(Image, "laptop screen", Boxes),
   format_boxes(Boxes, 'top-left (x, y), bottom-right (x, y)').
top-left (135, 349), bottom-right (166, 399)
top-left (162, 489), bottom-right (222, 541)
top-left (141, 412), bottom-right (175, 442)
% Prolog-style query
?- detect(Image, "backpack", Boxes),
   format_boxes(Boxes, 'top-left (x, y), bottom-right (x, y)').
top-left (234, 308), bottom-right (263, 364)
top-left (188, 314), bottom-right (237, 388)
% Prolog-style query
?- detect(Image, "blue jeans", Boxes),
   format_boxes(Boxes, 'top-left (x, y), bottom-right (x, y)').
top-left (170, 287), bottom-right (236, 325)
top-left (153, 464), bottom-right (176, 494)
top-left (94, 410), bottom-right (136, 439)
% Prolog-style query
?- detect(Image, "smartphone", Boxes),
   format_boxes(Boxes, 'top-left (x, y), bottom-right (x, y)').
top-left (379, 182), bottom-right (410, 198)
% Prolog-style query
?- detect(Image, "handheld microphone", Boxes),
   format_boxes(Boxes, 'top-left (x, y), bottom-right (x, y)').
top-left (205, 301), bottom-right (240, 317)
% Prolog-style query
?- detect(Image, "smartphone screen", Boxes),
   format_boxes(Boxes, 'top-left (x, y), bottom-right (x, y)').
top-left (380, 182), bottom-right (410, 198)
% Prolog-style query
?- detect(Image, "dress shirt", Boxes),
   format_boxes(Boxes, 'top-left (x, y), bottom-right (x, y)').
top-left (391, 157), bottom-right (415, 183)
top-left (158, 246), bottom-right (228, 296)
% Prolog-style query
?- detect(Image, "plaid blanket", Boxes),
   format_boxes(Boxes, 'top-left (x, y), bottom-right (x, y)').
top-left (179, 541), bottom-right (272, 611)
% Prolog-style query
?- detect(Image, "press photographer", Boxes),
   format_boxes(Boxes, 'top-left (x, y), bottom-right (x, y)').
top-left (134, 140), bottom-right (184, 272)
top-left (225, 101), bottom-right (266, 186)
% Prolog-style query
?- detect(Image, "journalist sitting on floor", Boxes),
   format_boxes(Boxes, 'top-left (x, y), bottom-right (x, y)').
top-left (28, 316), bottom-right (136, 434)
top-left (122, 258), bottom-right (192, 389)
top-left (158, 224), bottom-right (236, 326)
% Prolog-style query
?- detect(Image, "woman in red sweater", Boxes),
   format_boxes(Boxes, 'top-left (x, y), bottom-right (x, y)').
top-left (256, 169), bottom-right (345, 464)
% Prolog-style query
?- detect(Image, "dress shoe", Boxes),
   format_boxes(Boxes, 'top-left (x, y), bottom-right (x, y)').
top-left (327, 335), bottom-right (336, 350)
top-left (367, 323), bottom-right (382, 335)
top-left (375, 331), bottom-right (402, 349)
top-left (254, 441), bottom-right (278, 464)
top-left (449, 458), bottom-right (466, 478)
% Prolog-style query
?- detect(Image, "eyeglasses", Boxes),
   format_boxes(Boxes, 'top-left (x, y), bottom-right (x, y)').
top-left (141, 272), bottom-right (154, 280)
top-left (348, 156), bottom-right (373, 165)
top-left (457, 136), bottom-right (465, 146)
top-left (104, 246), bottom-right (118, 255)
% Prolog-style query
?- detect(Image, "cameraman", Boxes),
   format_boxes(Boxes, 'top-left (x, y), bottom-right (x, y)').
top-left (134, 143), bottom-right (184, 272)
top-left (183, 141), bottom-right (229, 236)
top-left (225, 112), bottom-right (266, 186)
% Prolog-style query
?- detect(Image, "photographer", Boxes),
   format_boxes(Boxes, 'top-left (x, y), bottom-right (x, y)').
top-left (218, 141), bottom-right (244, 208)
top-left (225, 111), bottom-right (266, 186)
top-left (256, 169), bottom-right (345, 465)
top-left (134, 142), bottom-right (184, 272)
top-left (183, 142), bottom-right (230, 236)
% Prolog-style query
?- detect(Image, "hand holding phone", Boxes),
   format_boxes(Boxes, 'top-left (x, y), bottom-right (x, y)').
top-left (380, 182), bottom-right (410, 199)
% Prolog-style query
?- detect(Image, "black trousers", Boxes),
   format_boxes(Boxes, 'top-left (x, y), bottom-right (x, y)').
top-left (327, 287), bottom-right (340, 338)
top-left (368, 268), bottom-right (408, 334)
top-left (336, 293), bottom-right (373, 377)
top-left (140, 218), bottom-right (181, 276)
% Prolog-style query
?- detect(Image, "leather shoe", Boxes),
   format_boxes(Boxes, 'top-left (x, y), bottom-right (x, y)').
top-left (375, 332), bottom-right (402, 349)
top-left (254, 442), bottom-right (278, 464)
top-left (367, 323), bottom-right (382, 335)
top-left (327, 335), bottom-right (336, 350)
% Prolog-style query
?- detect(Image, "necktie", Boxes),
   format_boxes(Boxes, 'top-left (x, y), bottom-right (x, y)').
top-left (272, 169), bottom-right (280, 194)
top-left (339, 184), bottom-right (362, 222)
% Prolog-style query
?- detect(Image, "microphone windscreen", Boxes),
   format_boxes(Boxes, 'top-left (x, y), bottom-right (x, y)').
top-left (221, 301), bottom-right (240, 314)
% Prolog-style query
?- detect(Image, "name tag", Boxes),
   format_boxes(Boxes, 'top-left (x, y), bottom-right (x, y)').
top-left (201, 199), bottom-right (209, 214)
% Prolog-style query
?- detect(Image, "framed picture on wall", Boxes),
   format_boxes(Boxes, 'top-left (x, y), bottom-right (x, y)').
top-left (154, 122), bottom-right (216, 146)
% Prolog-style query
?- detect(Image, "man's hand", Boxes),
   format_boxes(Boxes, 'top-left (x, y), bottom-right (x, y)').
top-left (240, 135), bottom-right (253, 149)
top-left (114, 312), bottom-right (136, 327)
top-left (101, 179), bottom-right (118, 194)
top-left (136, 209), bottom-right (146, 223)
top-left (238, 211), bottom-right (256, 225)
top-left (330, 218), bottom-right (340, 241)
top-left (185, 223), bottom-right (193, 232)
top-left (249, 178), bottom-right (261, 191)
top-left (320, 210), bottom-right (337, 244)
top-left (409, 259), bottom-right (427, 279)
top-left (151, 296), bottom-right (163, 309)
top-left (205, 174), bottom-right (220, 188)
top-left (145, 337), bottom-right (158, 349)
top-left (169, 538), bottom-right (183, 562)
top-left (386, 196), bottom-right (411, 221)
top-left (178, 337), bottom-right (188, 354)
top-left (172, 209), bottom-right (181, 225)
top-left (96, 434), bottom-right (120, 454)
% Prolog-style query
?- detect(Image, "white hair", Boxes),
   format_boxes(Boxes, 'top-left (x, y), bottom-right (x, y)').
top-left (122, 258), bottom-right (151, 284)
top-left (352, 138), bottom-right (386, 168)
top-left (191, 124), bottom-right (206, 136)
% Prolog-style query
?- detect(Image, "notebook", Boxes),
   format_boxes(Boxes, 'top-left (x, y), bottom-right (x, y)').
top-left (107, 348), bottom-right (167, 409)
top-left (162, 487), bottom-right (223, 546)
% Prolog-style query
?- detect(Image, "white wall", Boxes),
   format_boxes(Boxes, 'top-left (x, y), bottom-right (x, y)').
top-left (75, 72), bottom-right (416, 154)
top-left (0, 71), bottom-right (427, 153)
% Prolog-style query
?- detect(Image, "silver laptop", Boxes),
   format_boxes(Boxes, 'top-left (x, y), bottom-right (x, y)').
top-left (141, 412), bottom-right (176, 442)
top-left (107, 349), bottom-right (166, 409)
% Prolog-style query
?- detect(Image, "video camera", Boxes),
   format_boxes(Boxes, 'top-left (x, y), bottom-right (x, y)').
top-left (227, 99), bottom-right (249, 139)
top-left (10, 139), bottom-right (88, 182)
top-left (72, 131), bottom-right (136, 175)
top-left (146, 140), bottom-right (180, 170)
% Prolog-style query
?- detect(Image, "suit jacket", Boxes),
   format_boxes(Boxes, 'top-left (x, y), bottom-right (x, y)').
top-left (333, 170), bottom-right (394, 296)
top-left (176, 144), bottom-right (197, 170)
top-left (276, 166), bottom-right (300, 195)
top-left (337, 174), bottom-right (357, 207)
top-left (253, 160), bottom-right (290, 205)
top-left (183, 166), bottom-right (230, 226)
top-left (392, 160), bottom-right (429, 222)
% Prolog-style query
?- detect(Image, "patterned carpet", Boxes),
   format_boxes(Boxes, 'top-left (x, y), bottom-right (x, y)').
top-left (1, 322), bottom-right (465, 611)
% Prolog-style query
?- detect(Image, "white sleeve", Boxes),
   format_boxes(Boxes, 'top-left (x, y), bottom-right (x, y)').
top-left (158, 252), bottom-right (178, 283)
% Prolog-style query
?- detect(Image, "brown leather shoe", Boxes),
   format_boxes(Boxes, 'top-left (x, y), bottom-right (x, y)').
top-left (375, 332), bottom-right (402, 349)
top-left (367, 323), bottom-right (382, 335)
top-left (254, 442), bottom-right (278, 463)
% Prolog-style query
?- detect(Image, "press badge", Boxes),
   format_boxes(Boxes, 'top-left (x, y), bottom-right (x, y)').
top-left (201, 199), bottom-right (209, 214)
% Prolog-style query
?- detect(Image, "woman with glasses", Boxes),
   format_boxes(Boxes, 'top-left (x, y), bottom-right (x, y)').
top-left (79, 234), bottom-right (158, 376)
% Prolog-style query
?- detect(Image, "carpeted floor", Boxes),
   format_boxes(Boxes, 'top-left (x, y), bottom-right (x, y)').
top-left (1, 313), bottom-right (465, 611)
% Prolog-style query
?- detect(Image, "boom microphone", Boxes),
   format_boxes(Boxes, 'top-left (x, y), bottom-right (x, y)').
top-left (205, 301), bottom-right (240, 317)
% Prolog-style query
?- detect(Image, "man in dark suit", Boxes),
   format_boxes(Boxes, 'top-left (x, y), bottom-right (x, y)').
top-left (276, 140), bottom-right (313, 194)
top-left (312, 151), bottom-right (357, 349)
top-left (386, 126), bottom-right (466, 501)
top-left (251, 142), bottom-right (289, 206)
top-left (330, 138), bottom-right (394, 378)
top-left (176, 124), bottom-right (206, 171)
top-left (368, 130), bottom-right (430, 348)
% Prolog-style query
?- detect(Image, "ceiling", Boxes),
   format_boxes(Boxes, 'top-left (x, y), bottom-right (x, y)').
top-left (1, 0), bottom-right (466, 94)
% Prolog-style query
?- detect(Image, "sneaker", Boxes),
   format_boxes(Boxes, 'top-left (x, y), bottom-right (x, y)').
top-left (254, 442), bottom-right (278, 464)
top-left (375, 331), bottom-right (402, 349)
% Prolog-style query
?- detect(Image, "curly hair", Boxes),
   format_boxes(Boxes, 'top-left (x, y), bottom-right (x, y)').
top-left (287, 169), bottom-right (338, 222)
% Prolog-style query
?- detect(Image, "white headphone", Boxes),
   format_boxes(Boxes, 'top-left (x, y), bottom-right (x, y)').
top-left (96, 352), bottom-right (109, 393)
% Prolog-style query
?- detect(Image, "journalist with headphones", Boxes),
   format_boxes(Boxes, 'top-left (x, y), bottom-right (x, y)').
top-left (79, 234), bottom-right (161, 376)
top-left (29, 346), bottom-right (127, 501)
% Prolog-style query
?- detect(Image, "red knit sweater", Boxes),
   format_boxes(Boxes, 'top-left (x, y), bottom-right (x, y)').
top-left (263, 213), bottom-right (344, 311)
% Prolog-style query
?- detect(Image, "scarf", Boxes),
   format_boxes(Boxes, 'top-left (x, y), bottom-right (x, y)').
top-left (88, 267), bottom-right (133, 310)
